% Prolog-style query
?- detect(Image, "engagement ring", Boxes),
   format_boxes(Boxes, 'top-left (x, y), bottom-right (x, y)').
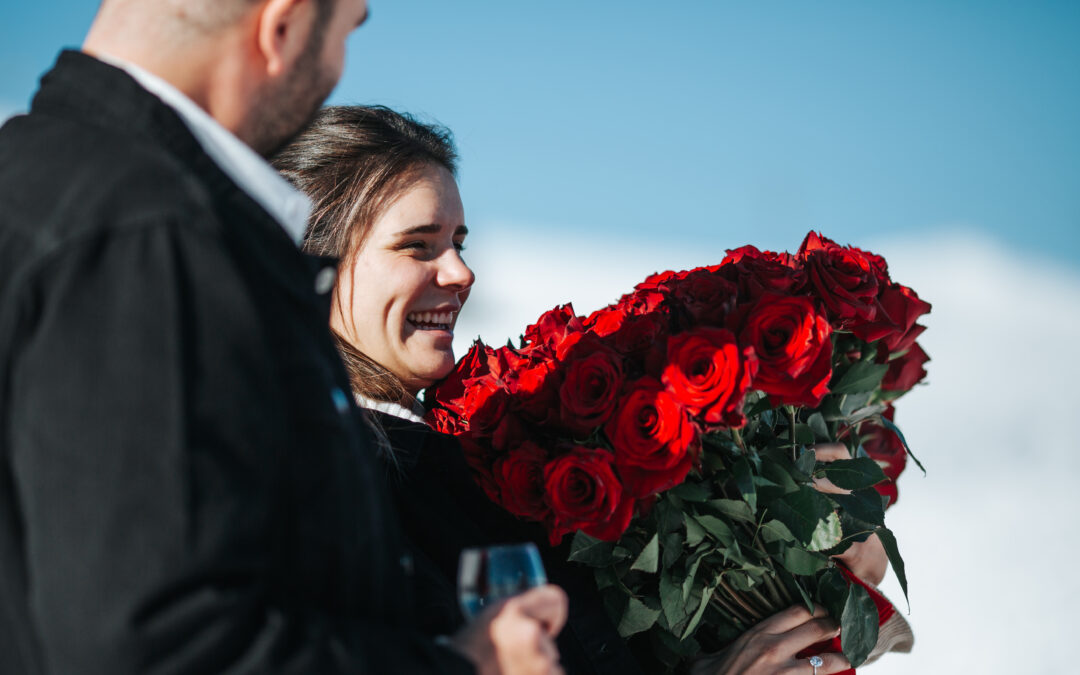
top-left (809, 655), bottom-right (824, 674)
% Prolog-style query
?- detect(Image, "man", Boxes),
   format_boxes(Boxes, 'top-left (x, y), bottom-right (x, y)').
top-left (0, 1), bottom-right (566, 673)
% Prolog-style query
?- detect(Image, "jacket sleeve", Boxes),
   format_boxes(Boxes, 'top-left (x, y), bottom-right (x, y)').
top-left (7, 220), bottom-right (474, 675)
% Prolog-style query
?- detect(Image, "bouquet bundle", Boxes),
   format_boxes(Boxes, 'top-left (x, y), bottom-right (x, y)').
top-left (429, 232), bottom-right (929, 671)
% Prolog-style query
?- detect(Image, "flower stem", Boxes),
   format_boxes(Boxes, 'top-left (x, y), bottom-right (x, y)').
top-left (787, 405), bottom-right (798, 462)
top-left (711, 592), bottom-right (753, 628)
top-left (731, 427), bottom-right (745, 452)
top-left (718, 577), bottom-right (764, 621)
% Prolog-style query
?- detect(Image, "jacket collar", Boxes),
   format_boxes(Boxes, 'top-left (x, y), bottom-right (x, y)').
top-left (31, 50), bottom-right (326, 308)
top-left (95, 54), bottom-right (311, 245)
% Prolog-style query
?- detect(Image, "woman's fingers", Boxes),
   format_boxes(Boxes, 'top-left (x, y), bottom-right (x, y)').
top-left (782, 652), bottom-right (852, 674)
top-left (811, 443), bottom-right (850, 462)
top-left (753, 604), bottom-right (828, 634)
top-left (810, 443), bottom-right (852, 494)
top-left (776, 615), bottom-right (841, 654)
top-left (512, 584), bottom-right (569, 637)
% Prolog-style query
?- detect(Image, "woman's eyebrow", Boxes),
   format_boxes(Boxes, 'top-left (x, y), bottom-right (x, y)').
top-left (455, 225), bottom-right (469, 236)
top-left (396, 224), bottom-right (442, 236)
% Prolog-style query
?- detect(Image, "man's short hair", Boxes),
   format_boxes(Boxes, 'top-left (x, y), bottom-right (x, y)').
top-left (99, 0), bottom-right (334, 37)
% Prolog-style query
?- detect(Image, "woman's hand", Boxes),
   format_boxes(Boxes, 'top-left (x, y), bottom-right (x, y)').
top-left (448, 584), bottom-right (568, 675)
top-left (690, 605), bottom-right (849, 674)
top-left (812, 443), bottom-right (889, 586)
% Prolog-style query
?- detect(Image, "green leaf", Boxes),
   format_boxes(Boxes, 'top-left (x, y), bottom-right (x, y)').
top-left (630, 534), bottom-right (660, 573)
top-left (683, 555), bottom-right (704, 601)
top-left (820, 457), bottom-right (888, 490)
top-left (831, 488), bottom-right (886, 527)
top-left (594, 567), bottom-right (619, 591)
top-left (681, 585), bottom-right (714, 640)
top-left (769, 486), bottom-right (836, 546)
top-left (819, 395), bottom-right (844, 422)
top-left (841, 583), bottom-right (879, 667)
top-left (656, 499), bottom-right (684, 537)
top-left (659, 567), bottom-right (686, 629)
top-left (878, 416), bottom-right (926, 474)
top-left (831, 360), bottom-right (889, 395)
top-left (807, 511), bottom-right (843, 552)
top-left (669, 481), bottom-right (712, 502)
top-left (794, 447), bottom-right (817, 478)
top-left (618, 596), bottom-right (662, 637)
top-left (568, 531), bottom-right (614, 567)
top-left (745, 391), bottom-right (773, 417)
top-left (733, 457), bottom-right (757, 512)
top-left (761, 458), bottom-right (800, 494)
top-left (662, 530), bottom-right (684, 569)
top-left (781, 546), bottom-right (828, 575)
top-left (694, 515), bottom-right (736, 546)
top-left (705, 498), bottom-right (756, 524)
top-left (807, 412), bottom-right (830, 441)
top-left (685, 513), bottom-right (707, 547)
top-left (760, 519), bottom-right (796, 544)
top-left (840, 392), bottom-right (873, 417)
top-left (792, 423), bottom-right (816, 446)
top-left (776, 566), bottom-right (815, 615)
top-left (842, 403), bottom-right (889, 426)
top-left (816, 568), bottom-right (849, 625)
top-left (877, 527), bottom-right (909, 609)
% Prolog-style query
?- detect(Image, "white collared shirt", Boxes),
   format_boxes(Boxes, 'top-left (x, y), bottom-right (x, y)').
top-left (98, 54), bottom-right (312, 245)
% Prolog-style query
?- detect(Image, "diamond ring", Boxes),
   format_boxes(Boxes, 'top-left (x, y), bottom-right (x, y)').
top-left (809, 655), bottom-right (824, 674)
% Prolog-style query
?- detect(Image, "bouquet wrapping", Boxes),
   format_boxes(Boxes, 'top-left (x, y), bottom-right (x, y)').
top-left (430, 232), bottom-right (928, 671)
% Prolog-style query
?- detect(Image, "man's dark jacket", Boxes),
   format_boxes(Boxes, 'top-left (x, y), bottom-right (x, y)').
top-left (0, 51), bottom-right (473, 675)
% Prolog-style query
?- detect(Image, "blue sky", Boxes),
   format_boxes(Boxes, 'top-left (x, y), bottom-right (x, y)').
top-left (3, 1), bottom-right (1078, 266)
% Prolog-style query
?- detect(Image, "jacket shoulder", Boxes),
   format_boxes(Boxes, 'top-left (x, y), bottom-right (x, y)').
top-left (0, 111), bottom-right (223, 248)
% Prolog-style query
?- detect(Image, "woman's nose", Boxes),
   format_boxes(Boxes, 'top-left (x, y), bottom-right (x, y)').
top-left (438, 249), bottom-right (475, 291)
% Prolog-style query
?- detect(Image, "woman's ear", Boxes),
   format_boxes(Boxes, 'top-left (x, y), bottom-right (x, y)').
top-left (253, 0), bottom-right (318, 77)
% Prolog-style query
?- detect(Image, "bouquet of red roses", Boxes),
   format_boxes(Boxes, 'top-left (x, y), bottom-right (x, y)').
top-left (429, 232), bottom-right (928, 671)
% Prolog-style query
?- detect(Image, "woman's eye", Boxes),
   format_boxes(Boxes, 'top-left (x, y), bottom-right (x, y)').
top-left (454, 241), bottom-right (467, 252)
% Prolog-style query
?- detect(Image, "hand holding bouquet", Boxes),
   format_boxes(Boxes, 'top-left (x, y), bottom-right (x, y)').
top-left (430, 232), bottom-right (929, 671)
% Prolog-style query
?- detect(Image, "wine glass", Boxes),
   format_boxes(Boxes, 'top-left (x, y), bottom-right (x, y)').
top-left (458, 542), bottom-right (548, 619)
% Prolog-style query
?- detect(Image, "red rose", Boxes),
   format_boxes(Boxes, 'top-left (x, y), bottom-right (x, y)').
top-left (544, 446), bottom-right (634, 545)
top-left (860, 418), bottom-right (906, 508)
top-left (584, 305), bottom-right (629, 338)
top-left (798, 231), bottom-right (883, 327)
top-left (426, 406), bottom-right (466, 436)
top-left (490, 413), bottom-right (528, 453)
top-left (522, 304), bottom-right (583, 353)
top-left (457, 374), bottom-right (509, 434)
top-left (458, 433), bottom-right (502, 504)
top-left (614, 288), bottom-right (670, 316)
top-left (669, 269), bottom-right (738, 326)
top-left (719, 245), bottom-right (805, 301)
top-left (662, 328), bottom-right (757, 429)
top-left (432, 340), bottom-right (494, 416)
top-left (881, 342), bottom-right (929, 392)
top-left (634, 268), bottom-right (689, 292)
top-left (605, 377), bottom-right (698, 497)
top-left (876, 284), bottom-right (931, 353)
top-left (586, 303), bottom-right (669, 356)
top-left (493, 441), bottom-right (552, 520)
top-left (558, 342), bottom-right (624, 435)
top-left (738, 293), bottom-right (833, 408)
top-left (504, 357), bottom-right (562, 424)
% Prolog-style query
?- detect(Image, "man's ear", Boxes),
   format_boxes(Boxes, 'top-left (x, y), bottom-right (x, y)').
top-left (254, 0), bottom-right (318, 77)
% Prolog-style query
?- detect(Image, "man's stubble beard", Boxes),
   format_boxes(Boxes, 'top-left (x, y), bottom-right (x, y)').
top-left (244, 33), bottom-right (340, 158)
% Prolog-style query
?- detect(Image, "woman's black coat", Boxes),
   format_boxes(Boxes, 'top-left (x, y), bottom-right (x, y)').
top-left (371, 410), bottom-right (649, 675)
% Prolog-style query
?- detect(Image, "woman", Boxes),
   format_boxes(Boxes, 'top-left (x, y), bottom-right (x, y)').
top-left (273, 105), bottom-right (856, 675)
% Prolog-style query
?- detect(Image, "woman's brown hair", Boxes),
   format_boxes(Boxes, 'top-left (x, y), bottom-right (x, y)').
top-left (272, 105), bottom-right (458, 405)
